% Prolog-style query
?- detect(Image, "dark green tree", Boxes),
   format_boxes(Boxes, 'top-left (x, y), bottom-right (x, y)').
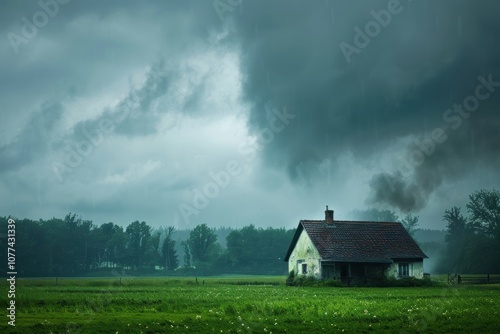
top-left (439, 189), bottom-right (500, 274)
top-left (444, 207), bottom-right (467, 245)
top-left (226, 229), bottom-right (244, 268)
top-left (125, 221), bottom-right (151, 270)
top-left (442, 206), bottom-right (469, 273)
top-left (162, 226), bottom-right (179, 270)
top-left (226, 225), bottom-right (294, 274)
top-left (188, 223), bottom-right (217, 263)
top-left (466, 189), bottom-right (500, 241)
top-left (107, 224), bottom-right (126, 269)
top-left (147, 231), bottom-right (161, 270)
top-left (181, 240), bottom-right (191, 267)
top-left (41, 216), bottom-right (69, 275)
top-left (90, 222), bottom-right (117, 269)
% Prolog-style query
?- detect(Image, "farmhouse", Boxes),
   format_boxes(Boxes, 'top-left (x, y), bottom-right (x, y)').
top-left (284, 207), bottom-right (427, 282)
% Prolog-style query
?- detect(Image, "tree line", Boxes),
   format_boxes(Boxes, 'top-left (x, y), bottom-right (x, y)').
top-left (2, 188), bottom-right (498, 277)
top-left (0, 215), bottom-right (294, 277)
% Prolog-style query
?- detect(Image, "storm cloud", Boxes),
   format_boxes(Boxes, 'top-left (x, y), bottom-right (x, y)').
top-left (228, 0), bottom-right (500, 211)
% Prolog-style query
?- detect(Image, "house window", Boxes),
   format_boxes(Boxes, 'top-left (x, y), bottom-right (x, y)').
top-left (302, 263), bottom-right (308, 275)
top-left (398, 263), bottom-right (410, 277)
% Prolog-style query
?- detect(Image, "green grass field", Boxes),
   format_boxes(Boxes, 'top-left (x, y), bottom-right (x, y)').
top-left (1, 276), bottom-right (499, 333)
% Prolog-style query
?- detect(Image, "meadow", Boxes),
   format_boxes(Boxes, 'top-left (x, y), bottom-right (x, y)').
top-left (1, 276), bottom-right (499, 333)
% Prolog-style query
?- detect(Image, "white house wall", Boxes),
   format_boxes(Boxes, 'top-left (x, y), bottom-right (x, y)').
top-left (288, 230), bottom-right (322, 278)
top-left (411, 261), bottom-right (424, 278)
top-left (384, 260), bottom-right (424, 279)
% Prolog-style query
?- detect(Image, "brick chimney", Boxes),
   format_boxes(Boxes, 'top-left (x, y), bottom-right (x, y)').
top-left (325, 205), bottom-right (334, 224)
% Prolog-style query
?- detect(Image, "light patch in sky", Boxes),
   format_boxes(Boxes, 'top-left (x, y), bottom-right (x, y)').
top-left (98, 160), bottom-right (161, 185)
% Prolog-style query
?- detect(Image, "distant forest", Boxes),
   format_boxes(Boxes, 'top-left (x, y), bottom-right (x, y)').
top-left (0, 216), bottom-right (295, 277)
top-left (2, 189), bottom-right (498, 277)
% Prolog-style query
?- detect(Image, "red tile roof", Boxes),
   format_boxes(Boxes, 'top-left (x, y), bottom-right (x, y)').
top-left (284, 220), bottom-right (427, 263)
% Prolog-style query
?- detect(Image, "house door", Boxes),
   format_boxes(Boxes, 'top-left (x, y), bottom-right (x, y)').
top-left (340, 264), bottom-right (349, 278)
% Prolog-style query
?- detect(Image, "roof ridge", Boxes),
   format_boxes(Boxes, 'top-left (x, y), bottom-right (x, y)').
top-left (300, 219), bottom-right (400, 224)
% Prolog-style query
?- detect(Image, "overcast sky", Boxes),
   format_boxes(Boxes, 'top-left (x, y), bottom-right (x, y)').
top-left (1, 0), bottom-right (499, 230)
